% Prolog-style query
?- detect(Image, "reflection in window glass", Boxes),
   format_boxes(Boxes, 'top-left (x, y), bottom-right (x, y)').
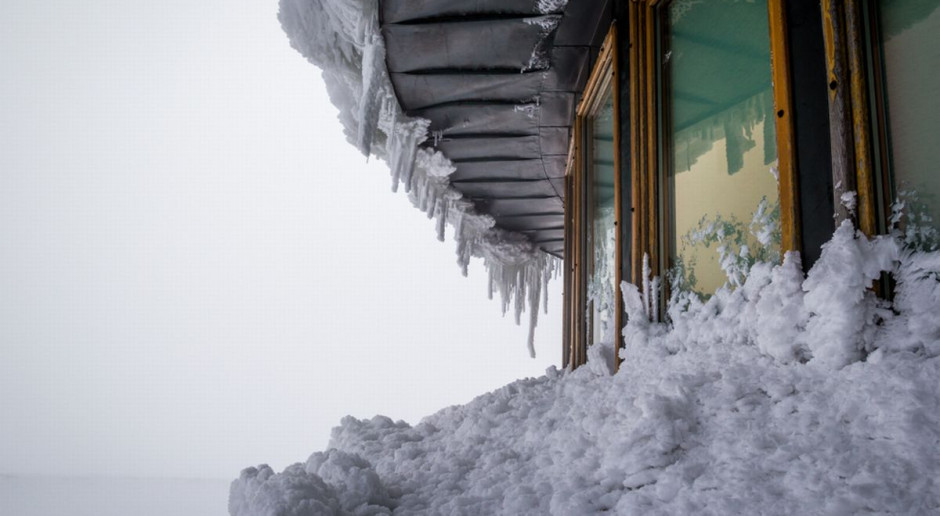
top-left (588, 87), bottom-right (617, 346)
top-left (879, 0), bottom-right (940, 238)
top-left (666, 0), bottom-right (780, 296)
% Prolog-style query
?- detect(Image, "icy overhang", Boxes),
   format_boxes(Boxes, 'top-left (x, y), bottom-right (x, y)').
top-left (278, 0), bottom-right (607, 355)
top-left (380, 0), bottom-right (612, 258)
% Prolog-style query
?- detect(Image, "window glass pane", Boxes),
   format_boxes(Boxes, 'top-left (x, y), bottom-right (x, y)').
top-left (588, 87), bottom-right (617, 346)
top-left (878, 0), bottom-right (940, 235)
top-left (666, 0), bottom-right (780, 296)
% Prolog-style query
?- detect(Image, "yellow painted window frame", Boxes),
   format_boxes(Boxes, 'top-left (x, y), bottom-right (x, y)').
top-left (563, 24), bottom-right (622, 370)
top-left (820, 0), bottom-right (879, 234)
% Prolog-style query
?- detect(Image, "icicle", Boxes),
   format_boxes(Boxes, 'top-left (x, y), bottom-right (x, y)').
top-left (356, 35), bottom-right (383, 156)
top-left (435, 199), bottom-right (447, 242)
top-left (650, 276), bottom-right (661, 323)
top-left (453, 213), bottom-right (471, 277)
top-left (487, 265), bottom-right (496, 301)
top-left (407, 161), bottom-right (420, 194)
top-left (280, 0), bottom-right (561, 357)
top-left (396, 128), bottom-right (420, 194)
top-left (514, 267), bottom-right (525, 325)
top-left (417, 176), bottom-right (429, 213)
top-left (503, 267), bottom-right (512, 315)
top-left (400, 138), bottom-right (416, 193)
top-left (352, 0), bottom-right (375, 46)
top-left (500, 267), bottom-right (510, 313)
top-left (353, 1), bottom-right (383, 157)
top-left (426, 183), bottom-right (437, 217)
top-left (542, 259), bottom-right (552, 314)
top-left (527, 306), bottom-right (538, 358)
top-left (387, 109), bottom-right (402, 192)
top-left (526, 264), bottom-right (541, 358)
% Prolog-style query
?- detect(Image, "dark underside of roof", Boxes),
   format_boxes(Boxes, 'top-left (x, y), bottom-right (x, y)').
top-left (379, 0), bottom-right (612, 258)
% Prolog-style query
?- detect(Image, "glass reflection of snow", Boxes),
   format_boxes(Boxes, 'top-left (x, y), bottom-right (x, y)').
top-left (666, 0), bottom-right (781, 297)
top-left (671, 188), bottom-right (781, 298)
top-left (587, 91), bottom-right (617, 345)
top-left (588, 205), bottom-right (617, 345)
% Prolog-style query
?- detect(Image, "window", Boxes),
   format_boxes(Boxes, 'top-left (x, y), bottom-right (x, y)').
top-left (586, 61), bottom-right (618, 349)
top-left (560, 0), bottom-right (938, 368)
top-left (662, 1), bottom-right (782, 295)
top-left (625, 0), bottom-right (798, 302)
top-left (871, 0), bottom-right (940, 239)
top-left (562, 1), bottom-right (805, 367)
top-left (564, 26), bottom-right (621, 369)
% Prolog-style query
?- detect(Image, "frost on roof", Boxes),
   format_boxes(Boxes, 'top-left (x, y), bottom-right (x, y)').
top-left (278, 0), bottom-right (558, 356)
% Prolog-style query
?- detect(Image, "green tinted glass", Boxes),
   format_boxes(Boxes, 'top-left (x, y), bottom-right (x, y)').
top-left (665, 0), bottom-right (780, 296)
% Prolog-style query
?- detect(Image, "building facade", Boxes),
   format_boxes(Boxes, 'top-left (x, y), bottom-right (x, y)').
top-left (560, 0), bottom-right (938, 368)
top-left (288, 0), bottom-right (939, 367)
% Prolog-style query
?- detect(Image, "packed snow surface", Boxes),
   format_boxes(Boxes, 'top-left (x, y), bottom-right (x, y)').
top-left (278, 0), bottom-right (558, 356)
top-left (232, 224), bottom-right (940, 514)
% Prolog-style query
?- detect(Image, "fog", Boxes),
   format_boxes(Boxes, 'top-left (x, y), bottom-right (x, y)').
top-left (0, 0), bottom-right (560, 484)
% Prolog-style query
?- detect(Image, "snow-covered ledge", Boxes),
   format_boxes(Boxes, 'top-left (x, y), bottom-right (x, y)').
top-left (230, 221), bottom-right (940, 515)
top-left (278, 0), bottom-right (559, 356)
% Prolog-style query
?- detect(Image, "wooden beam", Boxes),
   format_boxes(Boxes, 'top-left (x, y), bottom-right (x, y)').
top-left (845, 0), bottom-right (877, 236)
top-left (562, 177), bottom-right (569, 369)
top-left (609, 23), bottom-right (624, 372)
top-left (629, 1), bottom-right (645, 288)
top-left (625, 0), bottom-right (659, 318)
top-left (565, 23), bottom-right (622, 369)
top-left (821, 0), bottom-right (858, 226)
top-left (645, 4), bottom-right (660, 286)
top-left (768, 0), bottom-right (802, 254)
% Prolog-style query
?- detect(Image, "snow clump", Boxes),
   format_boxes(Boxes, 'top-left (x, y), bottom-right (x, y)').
top-left (232, 224), bottom-right (940, 514)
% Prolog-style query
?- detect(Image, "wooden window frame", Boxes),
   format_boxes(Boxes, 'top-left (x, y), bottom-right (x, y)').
top-left (564, 2), bottom-right (815, 366)
top-left (861, 0), bottom-right (895, 237)
top-left (820, 0), bottom-right (879, 234)
top-left (563, 25), bottom-right (622, 370)
top-left (847, 0), bottom-right (935, 241)
top-left (564, 0), bottom-right (937, 366)
top-left (628, 0), bottom-right (801, 309)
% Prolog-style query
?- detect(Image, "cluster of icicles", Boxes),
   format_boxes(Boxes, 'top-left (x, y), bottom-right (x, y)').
top-left (278, 0), bottom-right (564, 356)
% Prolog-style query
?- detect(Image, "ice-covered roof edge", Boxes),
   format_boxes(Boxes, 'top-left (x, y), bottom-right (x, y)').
top-left (278, 0), bottom-right (560, 357)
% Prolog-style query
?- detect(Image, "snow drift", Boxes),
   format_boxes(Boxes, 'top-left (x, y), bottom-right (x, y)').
top-left (269, 1), bottom-right (940, 513)
top-left (278, 0), bottom-right (560, 356)
top-left (231, 223), bottom-right (940, 515)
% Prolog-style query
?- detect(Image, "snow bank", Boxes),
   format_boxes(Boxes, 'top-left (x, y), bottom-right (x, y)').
top-left (278, 0), bottom-right (559, 356)
top-left (232, 225), bottom-right (940, 514)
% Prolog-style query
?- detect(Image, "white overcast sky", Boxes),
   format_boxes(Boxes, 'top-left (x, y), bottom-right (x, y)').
top-left (0, 1), bottom-right (560, 480)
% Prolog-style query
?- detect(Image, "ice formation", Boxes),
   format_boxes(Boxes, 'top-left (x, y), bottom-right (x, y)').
top-left (232, 224), bottom-right (940, 515)
top-left (278, 0), bottom-right (558, 356)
